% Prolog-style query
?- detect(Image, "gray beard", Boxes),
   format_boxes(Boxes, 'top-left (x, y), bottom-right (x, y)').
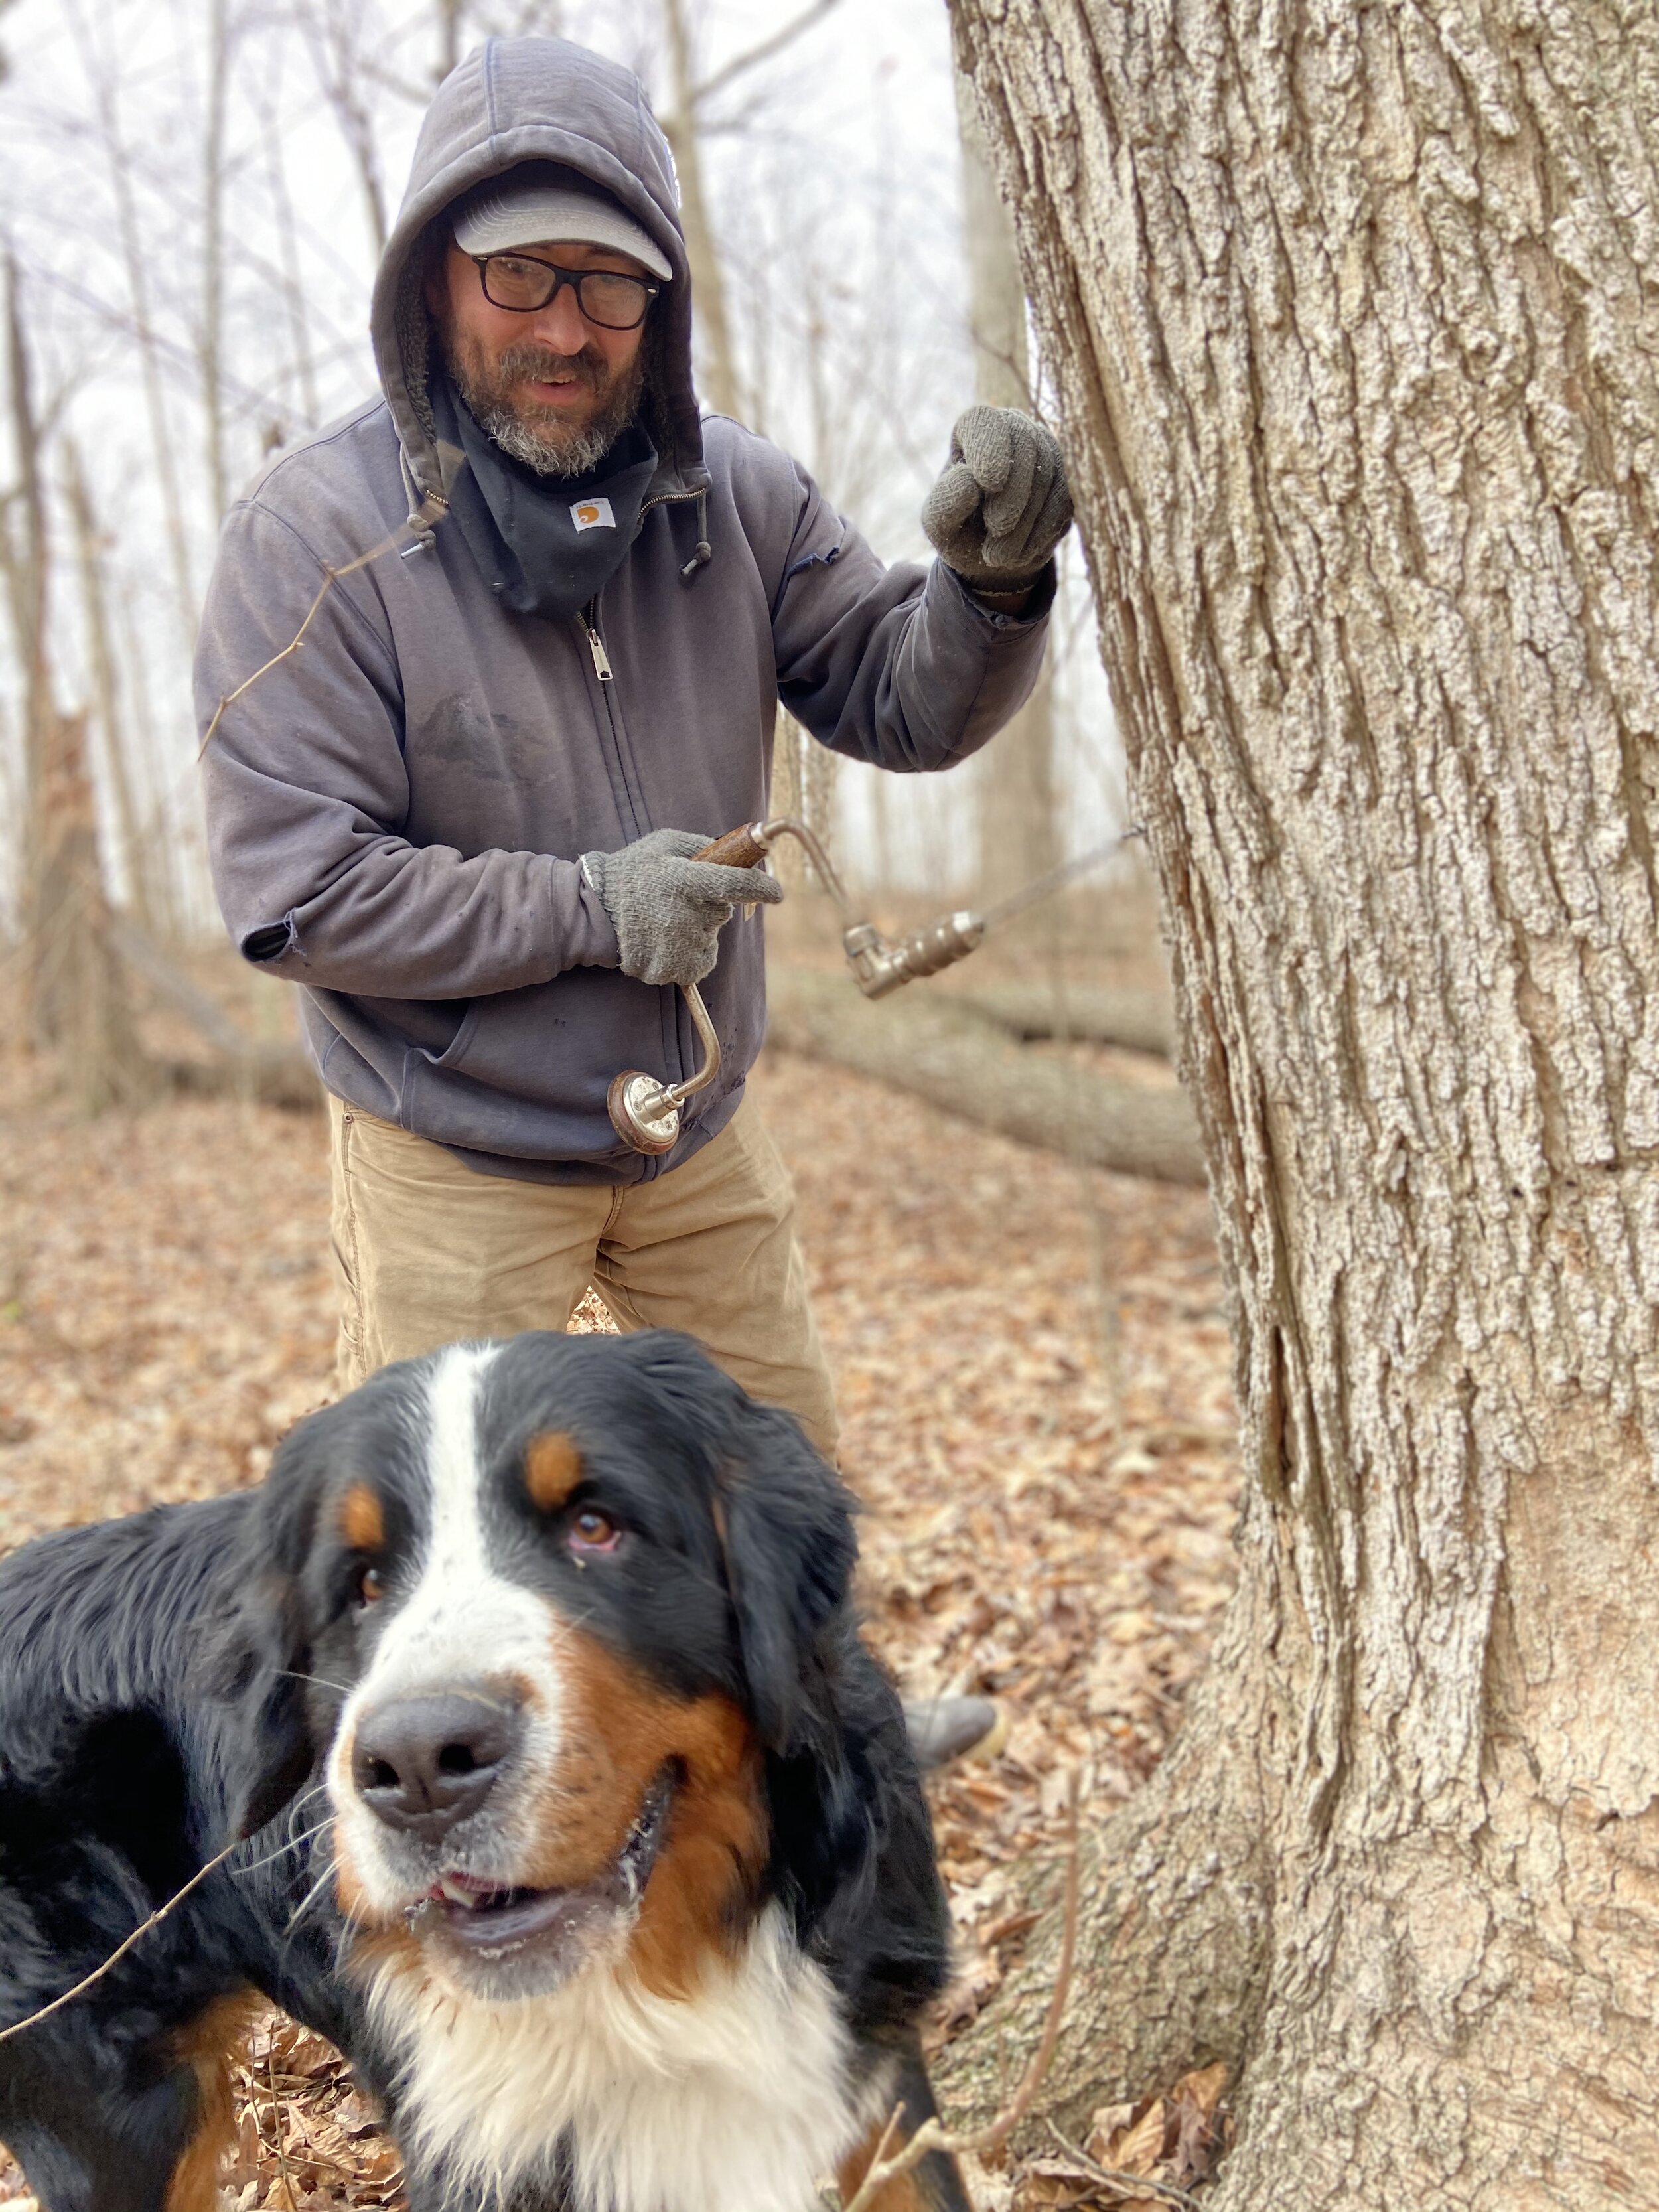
top-left (435, 320), bottom-right (649, 480)
top-left (472, 402), bottom-right (624, 478)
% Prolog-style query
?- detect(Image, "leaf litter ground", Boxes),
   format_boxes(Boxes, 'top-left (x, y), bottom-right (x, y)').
top-left (0, 1040), bottom-right (1240, 2209)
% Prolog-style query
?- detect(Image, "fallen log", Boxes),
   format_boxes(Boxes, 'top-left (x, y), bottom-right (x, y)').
top-left (765, 966), bottom-right (1204, 1186)
top-left (950, 980), bottom-right (1175, 1058)
top-left (110, 919), bottom-right (321, 1110)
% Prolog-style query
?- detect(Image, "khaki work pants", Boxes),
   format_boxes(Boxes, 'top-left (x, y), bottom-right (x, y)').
top-left (327, 1095), bottom-right (838, 1459)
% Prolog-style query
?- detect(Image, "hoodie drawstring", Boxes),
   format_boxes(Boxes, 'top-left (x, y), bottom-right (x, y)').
top-left (679, 487), bottom-right (712, 579)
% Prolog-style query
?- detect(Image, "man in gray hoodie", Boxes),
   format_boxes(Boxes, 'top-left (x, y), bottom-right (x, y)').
top-left (197, 35), bottom-right (1067, 1469)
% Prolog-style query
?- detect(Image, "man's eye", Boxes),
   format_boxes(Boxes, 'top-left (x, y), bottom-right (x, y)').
top-left (358, 1566), bottom-right (386, 1605)
top-left (569, 1509), bottom-right (622, 1555)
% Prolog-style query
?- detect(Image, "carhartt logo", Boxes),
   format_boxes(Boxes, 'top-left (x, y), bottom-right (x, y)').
top-left (570, 498), bottom-right (616, 532)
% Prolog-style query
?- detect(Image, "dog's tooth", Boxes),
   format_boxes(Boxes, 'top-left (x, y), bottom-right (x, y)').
top-left (439, 1876), bottom-right (479, 1908)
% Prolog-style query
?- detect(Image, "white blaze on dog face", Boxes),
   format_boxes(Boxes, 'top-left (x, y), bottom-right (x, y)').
top-left (328, 1343), bottom-right (567, 1911)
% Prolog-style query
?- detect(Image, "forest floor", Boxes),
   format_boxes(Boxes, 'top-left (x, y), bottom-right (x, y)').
top-left (0, 978), bottom-right (1242, 2209)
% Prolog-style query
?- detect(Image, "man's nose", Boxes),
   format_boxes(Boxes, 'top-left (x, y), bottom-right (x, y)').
top-left (350, 1688), bottom-right (520, 1842)
top-left (528, 284), bottom-right (592, 355)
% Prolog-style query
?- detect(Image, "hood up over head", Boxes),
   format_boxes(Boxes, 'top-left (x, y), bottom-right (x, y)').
top-left (370, 36), bottom-right (706, 526)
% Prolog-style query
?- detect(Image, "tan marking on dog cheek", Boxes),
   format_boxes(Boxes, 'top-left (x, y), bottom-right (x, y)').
top-left (520, 1629), bottom-right (767, 2000)
top-left (518, 1629), bottom-right (680, 1883)
top-left (165, 1991), bottom-right (263, 2212)
top-left (338, 1483), bottom-right (385, 1552)
top-left (525, 1431), bottom-right (584, 1512)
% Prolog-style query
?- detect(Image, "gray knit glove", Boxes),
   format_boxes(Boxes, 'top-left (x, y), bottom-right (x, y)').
top-left (921, 404), bottom-right (1072, 589)
top-left (581, 828), bottom-right (784, 989)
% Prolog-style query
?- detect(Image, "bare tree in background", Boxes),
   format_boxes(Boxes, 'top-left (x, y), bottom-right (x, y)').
top-left (199, 0), bottom-right (236, 520)
top-left (945, 1), bottom-right (1659, 2202)
top-left (63, 439), bottom-right (170, 936)
top-left (656, 0), bottom-right (843, 426)
top-left (63, 0), bottom-right (199, 647)
top-left (1, 259), bottom-right (142, 1105)
top-left (954, 70), bottom-right (1056, 904)
top-left (299, 0), bottom-right (392, 256)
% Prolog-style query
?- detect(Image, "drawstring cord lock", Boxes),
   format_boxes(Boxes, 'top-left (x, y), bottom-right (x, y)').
top-left (679, 488), bottom-right (713, 579)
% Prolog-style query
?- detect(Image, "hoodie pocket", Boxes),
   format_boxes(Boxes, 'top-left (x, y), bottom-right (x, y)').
top-left (401, 999), bottom-right (482, 1124)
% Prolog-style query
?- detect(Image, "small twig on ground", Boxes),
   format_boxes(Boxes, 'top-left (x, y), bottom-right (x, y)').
top-left (267, 2047), bottom-right (300, 2211)
top-left (1044, 2118), bottom-right (1205, 2211)
top-left (841, 1772), bottom-right (1083, 2212)
top-left (0, 1839), bottom-right (240, 2047)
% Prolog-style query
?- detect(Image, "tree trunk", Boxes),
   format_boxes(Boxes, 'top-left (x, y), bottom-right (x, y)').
top-left (30, 711), bottom-right (151, 1114)
top-left (955, 72), bottom-right (1060, 906)
top-left (64, 439), bottom-right (158, 935)
top-left (944, 2), bottom-right (1659, 2205)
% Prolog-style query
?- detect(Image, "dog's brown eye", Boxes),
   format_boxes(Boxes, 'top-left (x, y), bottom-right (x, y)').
top-left (569, 1509), bottom-right (620, 1554)
top-left (358, 1566), bottom-right (386, 1605)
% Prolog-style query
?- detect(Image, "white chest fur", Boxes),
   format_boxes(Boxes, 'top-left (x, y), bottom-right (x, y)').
top-left (366, 1907), bottom-right (873, 2212)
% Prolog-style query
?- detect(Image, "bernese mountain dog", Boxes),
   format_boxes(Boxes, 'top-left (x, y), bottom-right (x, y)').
top-left (0, 1331), bottom-right (971, 2212)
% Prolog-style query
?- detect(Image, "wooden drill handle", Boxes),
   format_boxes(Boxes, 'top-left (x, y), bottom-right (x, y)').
top-left (691, 823), bottom-right (770, 871)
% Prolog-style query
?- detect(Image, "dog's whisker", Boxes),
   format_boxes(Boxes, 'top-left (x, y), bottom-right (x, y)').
top-left (283, 1854), bottom-right (340, 1935)
top-left (279, 1668), bottom-right (354, 1697)
top-left (234, 1818), bottom-right (334, 1878)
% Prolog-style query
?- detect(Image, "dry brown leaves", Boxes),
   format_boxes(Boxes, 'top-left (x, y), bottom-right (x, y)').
top-left (1021, 2061), bottom-right (1233, 2208)
top-left (0, 976), bottom-right (1241, 2209)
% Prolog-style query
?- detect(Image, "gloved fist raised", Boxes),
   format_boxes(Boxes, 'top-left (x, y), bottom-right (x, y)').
top-left (921, 404), bottom-right (1072, 591)
top-left (581, 828), bottom-right (784, 990)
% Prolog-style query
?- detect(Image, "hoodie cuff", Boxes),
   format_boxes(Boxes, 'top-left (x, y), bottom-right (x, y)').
top-left (936, 556), bottom-right (1058, 628)
top-left (573, 873), bottom-right (622, 968)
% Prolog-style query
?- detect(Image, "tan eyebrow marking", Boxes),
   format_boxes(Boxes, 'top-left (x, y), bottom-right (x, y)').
top-left (526, 1431), bottom-right (585, 1512)
top-left (338, 1483), bottom-right (385, 1551)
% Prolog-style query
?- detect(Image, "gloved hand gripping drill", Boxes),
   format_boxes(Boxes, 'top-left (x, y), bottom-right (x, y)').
top-left (581, 828), bottom-right (784, 990)
top-left (583, 825), bottom-right (785, 1156)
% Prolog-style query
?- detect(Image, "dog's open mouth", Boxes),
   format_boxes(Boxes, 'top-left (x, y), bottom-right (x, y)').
top-left (410, 1768), bottom-right (674, 1988)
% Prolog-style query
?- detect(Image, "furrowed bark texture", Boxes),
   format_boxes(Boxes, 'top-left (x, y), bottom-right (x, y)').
top-left (946, 1), bottom-right (1659, 2205)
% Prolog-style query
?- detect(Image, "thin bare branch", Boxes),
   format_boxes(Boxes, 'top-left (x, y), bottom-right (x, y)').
top-left (0, 1840), bottom-right (240, 2049)
top-left (198, 506), bottom-right (445, 756)
top-left (691, 0), bottom-right (844, 108)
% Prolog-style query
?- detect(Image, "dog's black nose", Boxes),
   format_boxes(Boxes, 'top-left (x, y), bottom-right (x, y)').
top-left (352, 1691), bottom-right (518, 1838)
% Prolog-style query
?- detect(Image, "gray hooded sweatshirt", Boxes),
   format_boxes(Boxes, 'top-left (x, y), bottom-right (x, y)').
top-left (197, 35), bottom-right (1052, 1185)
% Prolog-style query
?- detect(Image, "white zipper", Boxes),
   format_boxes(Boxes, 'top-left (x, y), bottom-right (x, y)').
top-left (583, 605), bottom-right (613, 682)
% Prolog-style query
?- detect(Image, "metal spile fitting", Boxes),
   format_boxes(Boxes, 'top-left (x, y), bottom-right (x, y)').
top-left (841, 912), bottom-right (985, 997)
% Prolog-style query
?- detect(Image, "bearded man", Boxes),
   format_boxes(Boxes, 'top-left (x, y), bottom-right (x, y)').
top-left (197, 37), bottom-right (1067, 1592)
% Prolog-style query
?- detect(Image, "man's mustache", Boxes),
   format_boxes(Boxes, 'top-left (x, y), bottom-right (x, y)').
top-left (497, 344), bottom-right (607, 390)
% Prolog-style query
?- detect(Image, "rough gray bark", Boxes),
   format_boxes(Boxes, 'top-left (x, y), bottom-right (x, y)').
top-left (943, 1), bottom-right (1659, 2205)
top-left (766, 965), bottom-right (1202, 1183)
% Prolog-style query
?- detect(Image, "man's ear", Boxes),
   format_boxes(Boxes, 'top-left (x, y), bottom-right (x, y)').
top-left (196, 1406), bottom-right (333, 1846)
top-left (715, 1398), bottom-right (859, 1754)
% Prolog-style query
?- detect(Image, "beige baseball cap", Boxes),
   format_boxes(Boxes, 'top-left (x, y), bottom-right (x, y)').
top-left (453, 181), bottom-right (672, 281)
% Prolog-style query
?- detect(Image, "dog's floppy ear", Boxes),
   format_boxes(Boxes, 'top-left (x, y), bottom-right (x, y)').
top-left (196, 1404), bottom-right (334, 1844)
top-left (714, 1397), bottom-right (859, 1753)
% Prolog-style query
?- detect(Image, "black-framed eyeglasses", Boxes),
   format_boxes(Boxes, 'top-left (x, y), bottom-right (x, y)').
top-left (472, 253), bottom-right (660, 330)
